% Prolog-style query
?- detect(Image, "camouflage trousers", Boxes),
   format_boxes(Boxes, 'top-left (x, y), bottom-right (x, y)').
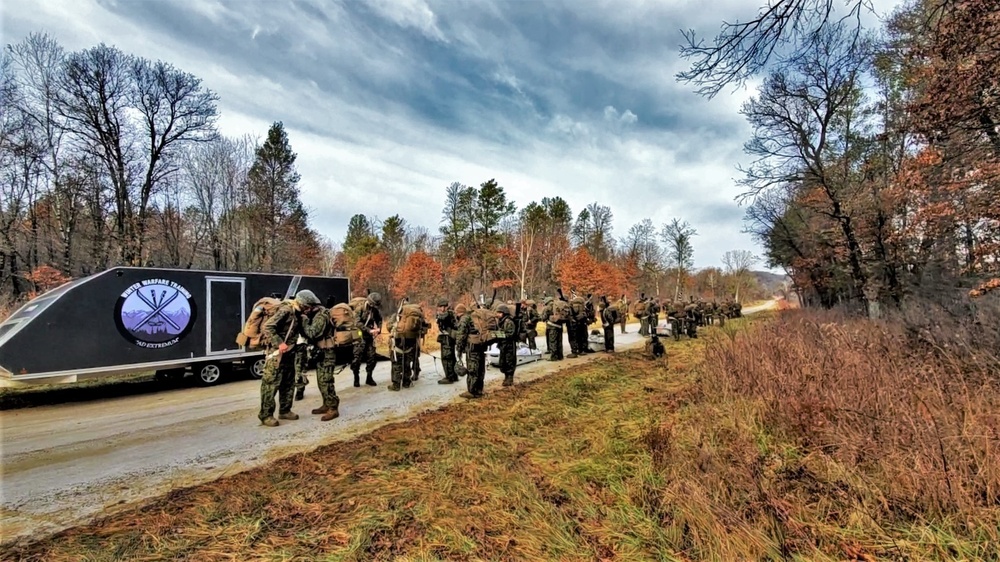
top-left (352, 332), bottom-right (378, 376)
top-left (524, 328), bottom-right (538, 350)
top-left (259, 351), bottom-right (296, 421)
top-left (546, 323), bottom-right (563, 360)
top-left (496, 340), bottom-right (517, 376)
top-left (575, 323), bottom-right (590, 353)
top-left (603, 325), bottom-right (615, 351)
top-left (440, 338), bottom-right (458, 381)
top-left (295, 346), bottom-right (309, 391)
top-left (314, 349), bottom-right (342, 409)
top-left (390, 338), bottom-right (417, 387)
top-left (620, 314), bottom-right (627, 334)
top-left (639, 317), bottom-right (649, 336)
top-left (466, 346), bottom-right (486, 396)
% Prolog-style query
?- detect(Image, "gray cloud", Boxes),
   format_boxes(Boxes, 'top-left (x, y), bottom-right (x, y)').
top-left (3, 0), bottom-right (899, 269)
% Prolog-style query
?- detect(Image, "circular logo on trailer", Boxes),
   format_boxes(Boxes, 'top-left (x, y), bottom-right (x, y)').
top-left (115, 279), bottom-right (197, 348)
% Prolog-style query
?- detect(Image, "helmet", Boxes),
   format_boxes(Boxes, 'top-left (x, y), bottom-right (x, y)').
top-left (368, 292), bottom-right (382, 306)
top-left (543, 297), bottom-right (553, 305)
top-left (294, 289), bottom-right (321, 306)
top-left (496, 304), bottom-right (511, 315)
top-left (455, 304), bottom-right (468, 315)
top-left (437, 298), bottom-right (449, 307)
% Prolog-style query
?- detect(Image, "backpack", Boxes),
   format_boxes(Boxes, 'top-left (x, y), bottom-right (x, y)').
top-left (467, 307), bottom-right (498, 345)
top-left (550, 299), bottom-right (572, 323)
top-left (236, 297), bottom-right (282, 349)
top-left (633, 300), bottom-right (648, 316)
top-left (322, 303), bottom-right (359, 347)
top-left (395, 304), bottom-right (425, 338)
top-left (570, 296), bottom-right (585, 316)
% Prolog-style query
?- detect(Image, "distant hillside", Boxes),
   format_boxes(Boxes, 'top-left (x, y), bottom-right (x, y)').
top-left (752, 270), bottom-right (789, 295)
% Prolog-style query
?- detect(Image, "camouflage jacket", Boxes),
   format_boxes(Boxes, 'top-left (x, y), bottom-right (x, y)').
top-left (456, 312), bottom-right (477, 352)
top-left (263, 303), bottom-right (302, 349)
top-left (436, 309), bottom-right (459, 339)
top-left (355, 302), bottom-right (383, 332)
top-left (302, 306), bottom-right (332, 343)
top-left (490, 315), bottom-right (518, 372)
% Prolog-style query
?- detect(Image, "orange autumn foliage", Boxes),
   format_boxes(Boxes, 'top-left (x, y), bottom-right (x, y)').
top-left (391, 251), bottom-right (444, 303)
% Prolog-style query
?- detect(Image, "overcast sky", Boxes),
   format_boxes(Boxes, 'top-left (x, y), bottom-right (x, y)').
top-left (3, 0), bottom-right (902, 271)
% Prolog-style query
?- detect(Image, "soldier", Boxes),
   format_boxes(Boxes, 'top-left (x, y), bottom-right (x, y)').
top-left (580, 296), bottom-right (597, 354)
top-left (294, 335), bottom-right (309, 401)
top-left (387, 305), bottom-right (425, 391)
top-left (491, 304), bottom-right (518, 387)
top-left (616, 295), bottom-right (629, 334)
top-left (636, 297), bottom-right (649, 336)
top-left (453, 303), bottom-right (471, 377)
top-left (302, 302), bottom-right (343, 421)
top-left (521, 299), bottom-right (540, 351)
top-left (670, 299), bottom-right (687, 340)
top-left (599, 296), bottom-right (617, 352)
top-left (258, 290), bottom-right (320, 427)
top-left (456, 306), bottom-right (487, 399)
top-left (435, 298), bottom-right (460, 385)
top-left (540, 297), bottom-right (564, 361)
top-left (351, 292), bottom-right (382, 387)
top-left (685, 297), bottom-right (700, 338)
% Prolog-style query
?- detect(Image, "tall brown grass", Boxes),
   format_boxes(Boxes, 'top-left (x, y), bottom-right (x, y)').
top-left (703, 300), bottom-right (1000, 537)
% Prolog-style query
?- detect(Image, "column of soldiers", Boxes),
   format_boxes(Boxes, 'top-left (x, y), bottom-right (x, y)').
top-left (256, 288), bottom-right (747, 427)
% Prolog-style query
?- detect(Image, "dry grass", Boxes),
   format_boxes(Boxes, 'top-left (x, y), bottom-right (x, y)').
top-left (5, 310), bottom-right (997, 561)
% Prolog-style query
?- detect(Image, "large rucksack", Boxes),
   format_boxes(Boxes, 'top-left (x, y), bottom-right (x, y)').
top-left (551, 299), bottom-right (572, 323)
top-left (632, 300), bottom-right (649, 316)
top-left (236, 297), bottom-right (283, 349)
top-left (395, 304), bottom-right (425, 338)
top-left (604, 305), bottom-right (620, 324)
top-left (319, 303), bottom-right (359, 347)
top-left (467, 307), bottom-right (498, 345)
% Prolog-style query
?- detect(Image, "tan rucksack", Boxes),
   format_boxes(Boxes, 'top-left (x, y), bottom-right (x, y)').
top-left (633, 300), bottom-right (649, 316)
top-left (395, 304), bottom-right (425, 338)
top-left (323, 303), bottom-right (359, 347)
top-left (236, 297), bottom-right (283, 349)
top-left (550, 299), bottom-right (572, 323)
top-left (467, 307), bottom-right (498, 345)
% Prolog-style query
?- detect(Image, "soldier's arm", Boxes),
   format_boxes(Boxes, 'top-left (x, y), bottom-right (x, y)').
top-left (303, 308), bottom-right (329, 341)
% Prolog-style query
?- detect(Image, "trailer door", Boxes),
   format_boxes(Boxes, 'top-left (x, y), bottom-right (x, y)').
top-left (206, 277), bottom-right (245, 355)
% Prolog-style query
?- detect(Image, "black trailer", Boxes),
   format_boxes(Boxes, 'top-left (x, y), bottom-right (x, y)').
top-left (0, 267), bottom-right (349, 386)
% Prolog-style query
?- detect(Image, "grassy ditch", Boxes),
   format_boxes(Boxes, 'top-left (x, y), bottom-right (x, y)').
top-left (5, 311), bottom-right (996, 561)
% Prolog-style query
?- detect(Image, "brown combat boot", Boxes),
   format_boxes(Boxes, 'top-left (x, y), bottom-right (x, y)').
top-left (278, 412), bottom-right (299, 420)
top-left (261, 417), bottom-right (279, 427)
top-left (438, 378), bottom-right (456, 384)
top-left (388, 383), bottom-right (400, 391)
top-left (320, 408), bottom-right (340, 421)
top-left (311, 405), bottom-right (330, 415)
top-left (459, 391), bottom-right (482, 399)
top-left (295, 388), bottom-right (305, 401)
top-left (502, 375), bottom-right (513, 387)
top-left (365, 373), bottom-right (377, 386)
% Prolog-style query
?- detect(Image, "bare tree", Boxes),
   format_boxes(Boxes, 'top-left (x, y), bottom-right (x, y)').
top-left (660, 218), bottom-right (697, 300)
top-left (722, 249), bottom-right (760, 303)
top-left (677, 0), bottom-right (876, 97)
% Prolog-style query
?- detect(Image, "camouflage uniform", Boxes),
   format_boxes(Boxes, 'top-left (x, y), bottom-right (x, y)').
top-left (637, 299), bottom-right (649, 336)
top-left (388, 311), bottom-right (426, 391)
top-left (600, 302), bottom-right (617, 352)
top-left (435, 299), bottom-right (460, 384)
top-left (521, 301), bottom-right (540, 351)
top-left (492, 306), bottom-right (518, 386)
top-left (258, 293), bottom-right (315, 426)
top-left (540, 298), bottom-right (564, 361)
top-left (456, 310), bottom-right (486, 398)
top-left (352, 295), bottom-right (382, 387)
top-left (294, 336), bottom-right (309, 401)
top-left (302, 307), bottom-right (342, 420)
top-left (617, 297), bottom-right (629, 334)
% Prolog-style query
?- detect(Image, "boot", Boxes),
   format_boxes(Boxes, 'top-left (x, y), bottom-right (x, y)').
top-left (459, 391), bottom-right (482, 399)
top-left (502, 375), bottom-right (513, 387)
top-left (295, 387), bottom-right (305, 401)
top-left (365, 373), bottom-right (377, 386)
top-left (411, 371), bottom-right (419, 381)
top-left (311, 405), bottom-right (331, 415)
top-left (353, 371), bottom-right (361, 388)
top-left (402, 379), bottom-right (411, 388)
top-left (388, 383), bottom-right (400, 391)
top-left (320, 408), bottom-right (340, 421)
top-left (278, 412), bottom-right (299, 420)
top-left (261, 417), bottom-right (279, 427)
top-left (567, 353), bottom-right (579, 359)
top-left (438, 378), bottom-right (456, 384)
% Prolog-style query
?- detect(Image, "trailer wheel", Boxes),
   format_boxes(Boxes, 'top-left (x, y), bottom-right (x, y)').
top-left (250, 358), bottom-right (266, 380)
top-left (195, 363), bottom-right (224, 386)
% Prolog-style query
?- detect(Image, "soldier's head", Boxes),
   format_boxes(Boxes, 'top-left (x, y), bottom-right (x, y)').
top-left (436, 298), bottom-right (449, 312)
top-left (294, 289), bottom-right (321, 312)
top-left (495, 304), bottom-right (510, 318)
top-left (543, 297), bottom-right (553, 306)
top-left (367, 292), bottom-right (382, 307)
top-left (455, 303), bottom-right (468, 315)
